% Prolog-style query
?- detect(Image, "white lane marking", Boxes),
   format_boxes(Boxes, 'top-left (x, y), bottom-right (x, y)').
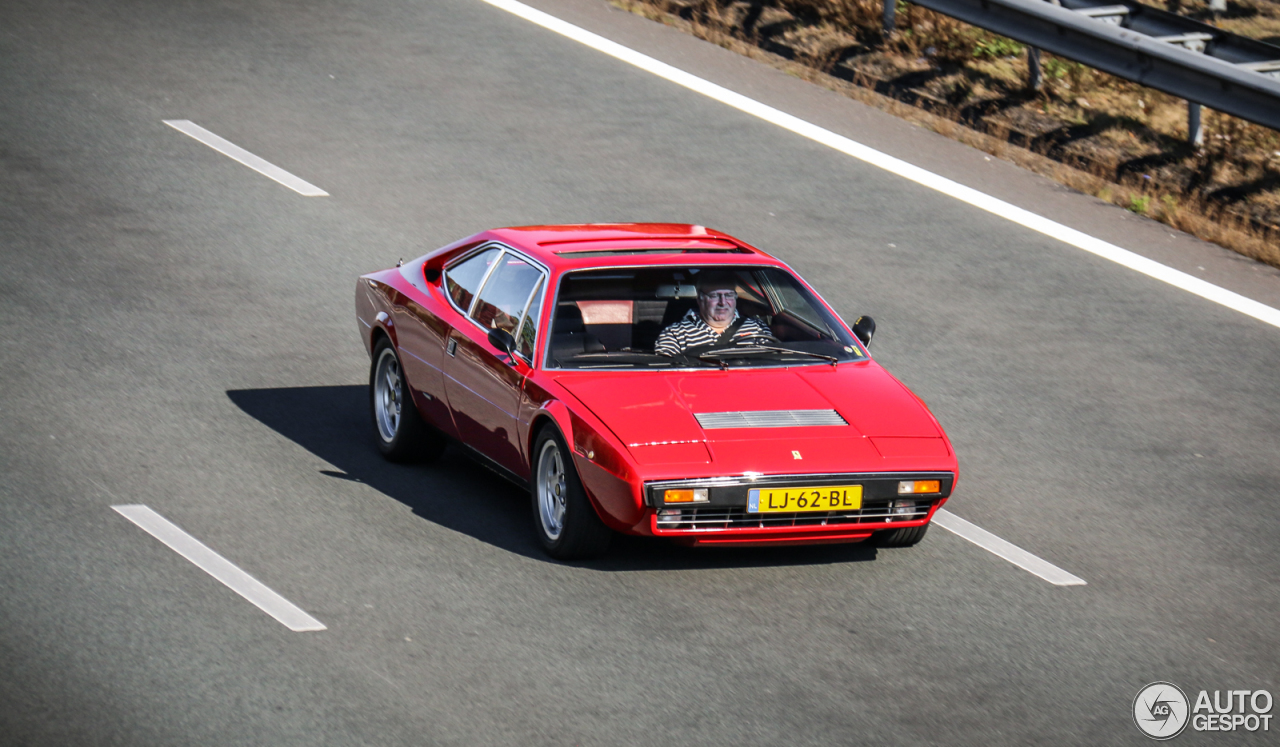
top-left (933, 509), bottom-right (1086, 586)
top-left (112, 505), bottom-right (327, 631)
top-left (162, 120), bottom-right (329, 196)
top-left (479, 0), bottom-right (1280, 332)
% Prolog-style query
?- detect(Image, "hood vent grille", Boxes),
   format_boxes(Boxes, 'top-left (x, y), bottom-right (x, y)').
top-left (695, 409), bottom-right (847, 429)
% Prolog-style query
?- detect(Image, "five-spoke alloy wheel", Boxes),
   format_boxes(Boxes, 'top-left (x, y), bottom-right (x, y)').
top-left (535, 438), bottom-right (568, 542)
top-left (373, 345), bottom-right (404, 444)
top-left (369, 337), bottom-right (446, 463)
top-left (531, 427), bottom-right (612, 559)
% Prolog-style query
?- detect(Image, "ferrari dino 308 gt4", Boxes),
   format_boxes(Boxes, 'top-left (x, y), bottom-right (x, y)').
top-left (356, 224), bottom-right (957, 559)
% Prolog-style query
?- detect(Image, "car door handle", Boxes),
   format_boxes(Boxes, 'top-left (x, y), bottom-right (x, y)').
top-left (447, 337), bottom-right (458, 357)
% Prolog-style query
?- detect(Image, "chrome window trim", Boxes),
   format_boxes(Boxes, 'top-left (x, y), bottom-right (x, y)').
top-left (466, 248), bottom-right (505, 318)
top-left (442, 243), bottom-right (504, 319)
top-left (444, 242), bottom-right (549, 366)
top-left (523, 276), bottom-right (550, 367)
top-left (511, 274), bottom-right (545, 366)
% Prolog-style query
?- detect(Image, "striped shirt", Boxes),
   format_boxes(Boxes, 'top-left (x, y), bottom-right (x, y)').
top-left (654, 309), bottom-right (777, 357)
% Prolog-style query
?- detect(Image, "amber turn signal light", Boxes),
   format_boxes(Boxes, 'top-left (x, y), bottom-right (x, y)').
top-left (897, 480), bottom-right (941, 494)
top-left (663, 488), bottom-right (709, 503)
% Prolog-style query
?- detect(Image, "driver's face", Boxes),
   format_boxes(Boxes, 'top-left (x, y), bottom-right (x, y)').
top-left (698, 287), bottom-right (737, 329)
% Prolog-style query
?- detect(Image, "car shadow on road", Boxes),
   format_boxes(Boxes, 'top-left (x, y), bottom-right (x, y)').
top-left (226, 385), bottom-right (878, 571)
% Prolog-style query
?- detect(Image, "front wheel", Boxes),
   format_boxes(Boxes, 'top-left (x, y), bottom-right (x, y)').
top-left (370, 338), bottom-right (446, 463)
top-left (531, 427), bottom-right (612, 560)
top-left (872, 522), bottom-right (930, 548)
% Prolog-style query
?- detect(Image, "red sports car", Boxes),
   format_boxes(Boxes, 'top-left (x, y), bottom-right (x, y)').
top-left (355, 224), bottom-right (957, 559)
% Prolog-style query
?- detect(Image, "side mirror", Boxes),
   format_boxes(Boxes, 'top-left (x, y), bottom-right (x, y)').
top-left (488, 327), bottom-right (517, 356)
top-left (852, 315), bottom-right (876, 347)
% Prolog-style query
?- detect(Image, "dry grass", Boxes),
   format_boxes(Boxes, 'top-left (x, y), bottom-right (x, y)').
top-left (613, 0), bottom-right (1280, 268)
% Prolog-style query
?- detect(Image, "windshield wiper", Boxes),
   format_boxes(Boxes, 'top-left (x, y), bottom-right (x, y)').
top-left (571, 351), bottom-right (662, 358)
top-left (558, 351), bottom-right (676, 368)
top-left (697, 345), bottom-right (841, 364)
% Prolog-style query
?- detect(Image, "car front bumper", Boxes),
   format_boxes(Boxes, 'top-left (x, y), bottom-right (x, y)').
top-left (643, 471), bottom-right (953, 546)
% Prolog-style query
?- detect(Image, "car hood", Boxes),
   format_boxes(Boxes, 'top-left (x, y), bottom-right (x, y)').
top-left (556, 364), bottom-right (950, 474)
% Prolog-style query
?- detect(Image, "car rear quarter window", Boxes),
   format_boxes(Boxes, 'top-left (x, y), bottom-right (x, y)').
top-left (445, 247), bottom-right (501, 313)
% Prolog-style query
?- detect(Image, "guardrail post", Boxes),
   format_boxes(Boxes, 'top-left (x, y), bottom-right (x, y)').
top-left (1028, 46), bottom-right (1043, 90)
top-left (1188, 101), bottom-right (1205, 146)
top-left (884, 0), bottom-right (896, 37)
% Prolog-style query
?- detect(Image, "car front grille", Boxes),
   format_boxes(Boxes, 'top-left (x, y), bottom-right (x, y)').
top-left (654, 503), bottom-right (931, 531)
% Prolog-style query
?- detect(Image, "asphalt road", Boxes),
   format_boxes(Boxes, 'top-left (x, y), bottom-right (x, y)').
top-left (2, 0), bottom-right (1278, 744)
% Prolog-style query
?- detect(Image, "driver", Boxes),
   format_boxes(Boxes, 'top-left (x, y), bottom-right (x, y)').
top-left (654, 271), bottom-right (777, 356)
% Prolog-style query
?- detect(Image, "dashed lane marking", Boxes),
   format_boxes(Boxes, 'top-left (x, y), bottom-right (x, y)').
top-left (113, 505), bottom-right (327, 631)
top-left (478, 0), bottom-right (1280, 332)
top-left (934, 509), bottom-right (1087, 586)
top-left (162, 120), bottom-right (328, 196)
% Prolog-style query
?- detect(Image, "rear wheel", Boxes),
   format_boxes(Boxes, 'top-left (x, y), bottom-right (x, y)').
top-left (532, 427), bottom-right (612, 559)
top-left (872, 522), bottom-right (930, 548)
top-left (370, 337), bottom-right (446, 463)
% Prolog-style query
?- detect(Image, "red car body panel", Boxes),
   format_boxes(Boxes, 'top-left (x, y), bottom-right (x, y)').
top-left (356, 224), bottom-right (958, 546)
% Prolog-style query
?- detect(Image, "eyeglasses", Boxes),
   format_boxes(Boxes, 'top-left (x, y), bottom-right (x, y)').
top-left (700, 291), bottom-right (737, 302)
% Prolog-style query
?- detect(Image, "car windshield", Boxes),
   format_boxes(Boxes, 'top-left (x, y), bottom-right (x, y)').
top-left (546, 266), bottom-right (866, 369)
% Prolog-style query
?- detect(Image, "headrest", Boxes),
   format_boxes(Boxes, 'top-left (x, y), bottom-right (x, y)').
top-left (555, 303), bottom-right (585, 334)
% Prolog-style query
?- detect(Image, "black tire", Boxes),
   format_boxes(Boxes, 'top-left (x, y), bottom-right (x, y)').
top-left (530, 427), bottom-right (612, 559)
top-left (369, 337), bottom-right (447, 463)
top-left (872, 522), bottom-right (930, 548)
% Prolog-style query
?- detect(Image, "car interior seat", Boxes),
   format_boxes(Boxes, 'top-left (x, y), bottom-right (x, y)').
top-left (630, 299), bottom-right (668, 352)
top-left (549, 303), bottom-right (604, 365)
top-left (659, 298), bottom-right (698, 330)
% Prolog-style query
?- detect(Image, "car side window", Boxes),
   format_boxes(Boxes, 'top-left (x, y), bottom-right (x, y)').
top-left (516, 277), bottom-right (543, 361)
top-left (445, 247), bottom-right (501, 313)
top-left (472, 252), bottom-right (543, 336)
top-left (761, 272), bottom-right (825, 330)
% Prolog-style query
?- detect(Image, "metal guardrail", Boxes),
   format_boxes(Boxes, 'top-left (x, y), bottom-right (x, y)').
top-left (887, 0), bottom-right (1280, 135)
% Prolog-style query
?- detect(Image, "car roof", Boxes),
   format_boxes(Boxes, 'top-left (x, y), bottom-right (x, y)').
top-left (468, 224), bottom-right (787, 271)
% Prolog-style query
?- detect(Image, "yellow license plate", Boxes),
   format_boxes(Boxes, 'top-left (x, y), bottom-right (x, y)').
top-left (747, 485), bottom-right (863, 513)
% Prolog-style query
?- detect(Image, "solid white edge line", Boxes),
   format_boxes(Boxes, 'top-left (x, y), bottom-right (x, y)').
top-left (162, 120), bottom-right (329, 196)
top-left (112, 505), bottom-right (327, 631)
top-left (933, 509), bottom-right (1086, 586)
top-left (477, 0), bottom-right (1280, 332)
